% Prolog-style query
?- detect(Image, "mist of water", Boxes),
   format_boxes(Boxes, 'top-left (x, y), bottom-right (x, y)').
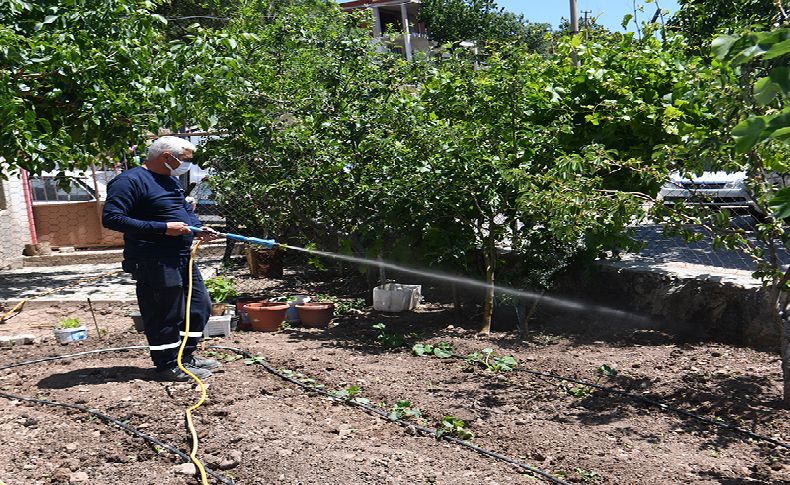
top-left (282, 244), bottom-right (652, 326)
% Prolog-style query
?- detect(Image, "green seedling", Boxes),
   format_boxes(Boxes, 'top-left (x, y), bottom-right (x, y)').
top-left (564, 364), bottom-right (618, 399)
top-left (465, 348), bottom-right (517, 372)
top-left (278, 321), bottom-right (290, 331)
top-left (205, 351), bottom-right (243, 362)
top-left (279, 369), bottom-right (325, 389)
top-left (243, 355), bottom-right (265, 365)
top-left (435, 415), bottom-right (473, 441)
top-left (412, 341), bottom-right (453, 358)
top-left (58, 317), bottom-right (81, 329)
top-left (331, 385), bottom-right (369, 404)
top-left (372, 323), bottom-right (405, 349)
top-left (388, 400), bottom-right (421, 422)
top-left (596, 364), bottom-right (617, 378)
top-left (574, 467), bottom-right (602, 483)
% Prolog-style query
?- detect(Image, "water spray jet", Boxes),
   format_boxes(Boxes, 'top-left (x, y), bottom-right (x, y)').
top-left (189, 227), bottom-right (651, 326)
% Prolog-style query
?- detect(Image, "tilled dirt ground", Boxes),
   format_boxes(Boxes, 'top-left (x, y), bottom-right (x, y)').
top-left (0, 263), bottom-right (788, 484)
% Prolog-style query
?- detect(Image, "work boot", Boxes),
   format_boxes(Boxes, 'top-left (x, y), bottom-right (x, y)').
top-left (157, 364), bottom-right (212, 382)
top-left (188, 355), bottom-right (220, 370)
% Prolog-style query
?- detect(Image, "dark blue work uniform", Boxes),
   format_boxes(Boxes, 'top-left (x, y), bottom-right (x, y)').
top-left (102, 167), bottom-right (211, 369)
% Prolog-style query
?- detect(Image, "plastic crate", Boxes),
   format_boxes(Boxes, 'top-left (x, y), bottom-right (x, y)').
top-left (203, 315), bottom-right (232, 338)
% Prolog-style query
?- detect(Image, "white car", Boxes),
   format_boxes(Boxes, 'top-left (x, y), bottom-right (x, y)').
top-left (658, 171), bottom-right (763, 218)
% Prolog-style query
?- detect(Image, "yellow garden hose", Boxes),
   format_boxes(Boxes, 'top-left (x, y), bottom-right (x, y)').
top-left (176, 239), bottom-right (209, 485)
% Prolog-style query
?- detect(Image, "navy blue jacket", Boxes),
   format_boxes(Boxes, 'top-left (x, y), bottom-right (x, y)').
top-left (102, 166), bottom-right (201, 260)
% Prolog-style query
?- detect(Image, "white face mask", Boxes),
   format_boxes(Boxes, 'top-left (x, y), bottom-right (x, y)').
top-left (165, 153), bottom-right (192, 176)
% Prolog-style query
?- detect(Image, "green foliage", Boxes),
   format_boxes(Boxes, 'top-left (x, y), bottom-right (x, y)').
top-left (204, 276), bottom-right (237, 303)
top-left (435, 415), bottom-right (474, 440)
top-left (670, 0), bottom-right (786, 48)
top-left (417, 0), bottom-right (551, 50)
top-left (372, 323), bottom-right (405, 349)
top-left (314, 293), bottom-right (366, 315)
top-left (412, 341), bottom-right (454, 358)
top-left (57, 317), bottom-right (80, 329)
top-left (465, 348), bottom-right (517, 372)
top-left (0, 0), bottom-right (189, 175)
top-left (388, 400), bottom-right (422, 421)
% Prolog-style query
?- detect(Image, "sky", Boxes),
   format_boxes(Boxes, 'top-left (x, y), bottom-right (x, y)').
top-left (495, 0), bottom-right (681, 32)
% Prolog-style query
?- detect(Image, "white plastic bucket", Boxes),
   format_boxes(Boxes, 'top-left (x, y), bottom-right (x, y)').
top-left (285, 295), bottom-right (311, 323)
top-left (372, 283), bottom-right (422, 312)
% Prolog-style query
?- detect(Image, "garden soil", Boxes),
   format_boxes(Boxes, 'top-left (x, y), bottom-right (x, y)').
top-left (0, 262), bottom-right (788, 484)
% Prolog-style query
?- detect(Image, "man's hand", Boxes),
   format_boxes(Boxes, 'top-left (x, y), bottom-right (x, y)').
top-left (165, 222), bottom-right (192, 236)
top-left (195, 227), bottom-right (219, 242)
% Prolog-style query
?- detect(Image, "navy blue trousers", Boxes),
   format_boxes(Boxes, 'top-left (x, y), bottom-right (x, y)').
top-left (127, 257), bottom-right (211, 369)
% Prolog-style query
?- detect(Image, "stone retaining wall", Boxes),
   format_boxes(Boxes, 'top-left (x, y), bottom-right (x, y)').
top-left (555, 259), bottom-right (779, 350)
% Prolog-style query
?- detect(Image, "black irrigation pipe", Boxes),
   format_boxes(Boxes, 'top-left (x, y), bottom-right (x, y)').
top-left (209, 345), bottom-right (571, 485)
top-left (0, 346), bottom-right (149, 372)
top-left (436, 352), bottom-right (790, 451)
top-left (511, 367), bottom-right (790, 451)
top-left (0, 390), bottom-right (235, 485)
top-left (0, 345), bottom-right (567, 484)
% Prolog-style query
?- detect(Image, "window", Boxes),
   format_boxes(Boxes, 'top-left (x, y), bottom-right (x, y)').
top-left (29, 176), bottom-right (97, 203)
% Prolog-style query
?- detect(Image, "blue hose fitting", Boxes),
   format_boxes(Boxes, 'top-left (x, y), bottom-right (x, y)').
top-left (187, 226), bottom-right (277, 249)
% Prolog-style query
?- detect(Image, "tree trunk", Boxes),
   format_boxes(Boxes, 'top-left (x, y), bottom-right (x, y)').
top-left (519, 290), bottom-right (544, 341)
top-left (479, 241), bottom-right (496, 334)
top-left (771, 268), bottom-right (790, 406)
top-left (783, 314), bottom-right (790, 406)
top-left (452, 282), bottom-right (462, 314)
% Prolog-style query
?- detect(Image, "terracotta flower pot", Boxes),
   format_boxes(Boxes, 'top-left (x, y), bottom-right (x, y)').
top-left (295, 302), bottom-right (335, 328)
top-left (243, 302), bottom-right (289, 332)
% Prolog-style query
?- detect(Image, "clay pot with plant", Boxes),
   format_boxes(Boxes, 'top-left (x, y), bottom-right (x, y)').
top-left (205, 276), bottom-right (238, 316)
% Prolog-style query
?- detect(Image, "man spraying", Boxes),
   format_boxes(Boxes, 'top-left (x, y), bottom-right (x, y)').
top-left (103, 136), bottom-right (220, 381)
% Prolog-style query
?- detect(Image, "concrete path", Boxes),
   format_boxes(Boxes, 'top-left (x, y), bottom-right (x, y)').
top-left (0, 260), bottom-right (220, 305)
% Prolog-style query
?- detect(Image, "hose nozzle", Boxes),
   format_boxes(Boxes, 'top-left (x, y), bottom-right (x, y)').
top-left (187, 226), bottom-right (277, 249)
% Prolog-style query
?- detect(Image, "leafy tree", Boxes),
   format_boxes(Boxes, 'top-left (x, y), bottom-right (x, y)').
top-left (417, 0), bottom-right (550, 52)
top-left (669, 0), bottom-right (788, 48)
top-left (712, 28), bottom-right (790, 404)
top-left (0, 0), bottom-right (183, 176)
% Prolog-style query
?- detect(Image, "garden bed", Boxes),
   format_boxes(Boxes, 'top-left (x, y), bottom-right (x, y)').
top-left (0, 264), bottom-right (788, 484)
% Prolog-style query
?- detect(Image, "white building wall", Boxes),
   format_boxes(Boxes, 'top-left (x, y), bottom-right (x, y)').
top-left (0, 176), bottom-right (31, 269)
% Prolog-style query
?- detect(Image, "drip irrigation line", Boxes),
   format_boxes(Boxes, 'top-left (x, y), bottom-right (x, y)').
top-left (0, 346), bottom-right (148, 371)
top-left (512, 367), bottom-right (790, 451)
top-left (442, 352), bottom-right (789, 450)
top-left (208, 345), bottom-right (571, 485)
top-left (0, 390), bottom-right (235, 485)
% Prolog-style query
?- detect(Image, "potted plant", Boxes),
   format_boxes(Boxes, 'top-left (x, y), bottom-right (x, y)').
top-left (243, 301), bottom-right (289, 332)
top-left (53, 317), bottom-right (88, 344)
top-left (205, 276), bottom-right (238, 316)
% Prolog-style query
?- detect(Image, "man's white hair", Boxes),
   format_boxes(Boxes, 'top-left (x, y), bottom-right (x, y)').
top-left (147, 136), bottom-right (197, 161)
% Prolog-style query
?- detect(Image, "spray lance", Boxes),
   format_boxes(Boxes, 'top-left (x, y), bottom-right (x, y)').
top-left (187, 226), bottom-right (279, 249)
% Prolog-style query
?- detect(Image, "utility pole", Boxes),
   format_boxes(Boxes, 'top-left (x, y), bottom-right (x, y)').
top-left (569, 0), bottom-right (579, 66)
top-left (583, 10), bottom-right (591, 39)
